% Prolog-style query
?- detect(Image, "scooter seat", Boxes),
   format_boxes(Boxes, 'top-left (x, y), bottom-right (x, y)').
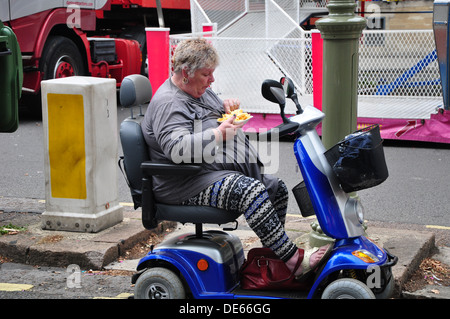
top-left (140, 162), bottom-right (240, 230)
top-left (155, 203), bottom-right (240, 225)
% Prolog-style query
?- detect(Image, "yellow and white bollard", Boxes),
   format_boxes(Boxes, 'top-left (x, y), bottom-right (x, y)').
top-left (41, 77), bottom-right (123, 233)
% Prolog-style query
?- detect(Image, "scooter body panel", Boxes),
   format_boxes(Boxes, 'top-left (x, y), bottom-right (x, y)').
top-left (294, 137), bottom-right (349, 239)
top-left (290, 106), bottom-right (366, 239)
top-left (308, 236), bottom-right (388, 298)
top-left (137, 233), bottom-right (391, 299)
top-left (136, 231), bottom-right (245, 299)
top-left (137, 238), bottom-right (309, 299)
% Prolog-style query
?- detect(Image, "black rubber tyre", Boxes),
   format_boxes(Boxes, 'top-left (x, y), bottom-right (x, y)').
top-left (134, 267), bottom-right (186, 299)
top-left (40, 36), bottom-right (85, 80)
top-left (322, 278), bottom-right (376, 299)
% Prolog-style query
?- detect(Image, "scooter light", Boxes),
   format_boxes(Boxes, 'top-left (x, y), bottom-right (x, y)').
top-left (197, 259), bottom-right (209, 271)
top-left (355, 200), bottom-right (365, 224)
top-left (352, 249), bottom-right (379, 263)
top-left (346, 197), bottom-right (365, 224)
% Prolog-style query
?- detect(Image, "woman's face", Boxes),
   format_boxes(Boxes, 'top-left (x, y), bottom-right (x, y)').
top-left (185, 67), bottom-right (215, 98)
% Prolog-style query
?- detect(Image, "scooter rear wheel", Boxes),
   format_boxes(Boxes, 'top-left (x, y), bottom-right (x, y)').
top-left (134, 267), bottom-right (186, 299)
top-left (321, 278), bottom-right (375, 299)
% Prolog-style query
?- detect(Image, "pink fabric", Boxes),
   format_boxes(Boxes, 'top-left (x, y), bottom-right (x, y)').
top-left (244, 110), bottom-right (450, 144)
top-left (358, 110), bottom-right (450, 143)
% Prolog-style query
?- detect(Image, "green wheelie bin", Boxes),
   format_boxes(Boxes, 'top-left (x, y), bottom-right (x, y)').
top-left (0, 20), bottom-right (23, 133)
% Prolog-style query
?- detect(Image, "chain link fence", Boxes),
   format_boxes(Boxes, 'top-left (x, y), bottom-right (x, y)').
top-left (183, 0), bottom-right (442, 116)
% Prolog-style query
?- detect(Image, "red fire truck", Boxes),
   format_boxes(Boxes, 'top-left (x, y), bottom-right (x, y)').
top-left (0, 0), bottom-right (190, 101)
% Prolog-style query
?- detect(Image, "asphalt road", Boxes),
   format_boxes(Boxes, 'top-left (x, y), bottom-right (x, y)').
top-left (0, 262), bottom-right (133, 299)
top-left (1, 103), bottom-right (449, 232)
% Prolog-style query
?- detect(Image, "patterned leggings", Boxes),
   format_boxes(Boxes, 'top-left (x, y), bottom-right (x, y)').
top-left (182, 174), bottom-right (297, 262)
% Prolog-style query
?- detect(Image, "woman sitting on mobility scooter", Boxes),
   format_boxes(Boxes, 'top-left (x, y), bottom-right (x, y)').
top-left (141, 38), bottom-right (332, 280)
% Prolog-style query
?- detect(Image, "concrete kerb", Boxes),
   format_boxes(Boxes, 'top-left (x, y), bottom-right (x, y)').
top-left (0, 200), bottom-right (176, 270)
top-left (401, 246), bottom-right (450, 299)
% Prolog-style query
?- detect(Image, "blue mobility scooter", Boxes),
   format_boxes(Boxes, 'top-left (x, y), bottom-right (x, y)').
top-left (118, 74), bottom-right (397, 299)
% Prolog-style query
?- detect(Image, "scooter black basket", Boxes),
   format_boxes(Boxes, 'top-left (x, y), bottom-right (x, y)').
top-left (324, 124), bottom-right (388, 193)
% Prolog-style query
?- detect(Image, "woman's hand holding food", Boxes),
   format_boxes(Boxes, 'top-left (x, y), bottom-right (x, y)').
top-left (214, 114), bottom-right (245, 141)
top-left (223, 98), bottom-right (240, 114)
top-left (215, 98), bottom-right (252, 142)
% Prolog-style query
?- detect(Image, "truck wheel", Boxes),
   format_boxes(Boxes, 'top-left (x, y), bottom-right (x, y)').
top-left (321, 278), bottom-right (376, 299)
top-left (40, 36), bottom-right (85, 80)
top-left (134, 267), bottom-right (186, 299)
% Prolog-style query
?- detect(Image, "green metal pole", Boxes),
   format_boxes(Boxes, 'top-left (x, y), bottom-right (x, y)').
top-left (316, 0), bottom-right (366, 149)
top-left (306, 1), bottom-right (366, 247)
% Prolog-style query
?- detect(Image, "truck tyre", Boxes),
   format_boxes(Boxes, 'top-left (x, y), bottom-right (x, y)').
top-left (40, 36), bottom-right (85, 80)
top-left (134, 267), bottom-right (186, 299)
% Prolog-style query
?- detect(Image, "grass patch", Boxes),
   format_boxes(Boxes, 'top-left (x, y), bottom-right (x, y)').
top-left (0, 223), bottom-right (27, 235)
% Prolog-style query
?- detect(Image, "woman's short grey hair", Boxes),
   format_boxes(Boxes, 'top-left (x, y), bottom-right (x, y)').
top-left (172, 38), bottom-right (219, 77)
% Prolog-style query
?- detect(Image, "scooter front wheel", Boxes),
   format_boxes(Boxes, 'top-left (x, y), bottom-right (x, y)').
top-left (321, 278), bottom-right (375, 299)
top-left (134, 267), bottom-right (186, 299)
